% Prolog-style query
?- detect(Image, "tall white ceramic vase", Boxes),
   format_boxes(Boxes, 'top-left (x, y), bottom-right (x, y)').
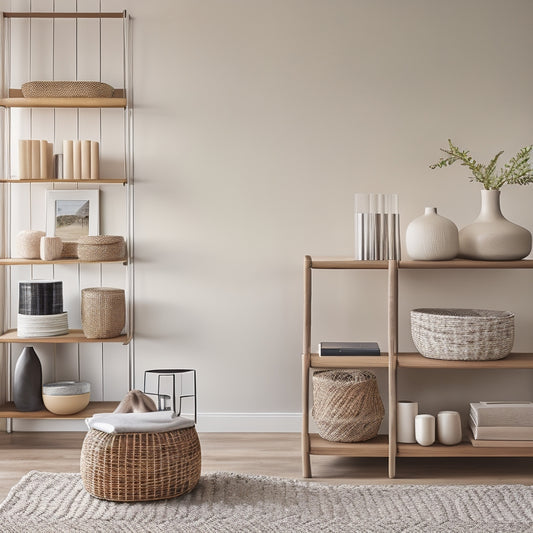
top-left (459, 190), bottom-right (532, 260)
top-left (406, 207), bottom-right (458, 260)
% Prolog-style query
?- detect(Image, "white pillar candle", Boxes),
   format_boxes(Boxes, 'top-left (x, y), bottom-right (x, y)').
top-left (30, 139), bottom-right (40, 179)
top-left (397, 401), bottom-right (418, 443)
top-left (415, 414), bottom-right (435, 446)
top-left (81, 140), bottom-right (91, 179)
top-left (437, 411), bottom-right (462, 445)
top-left (40, 140), bottom-right (48, 179)
top-left (73, 140), bottom-right (82, 180)
top-left (90, 141), bottom-right (100, 180)
top-left (18, 140), bottom-right (30, 179)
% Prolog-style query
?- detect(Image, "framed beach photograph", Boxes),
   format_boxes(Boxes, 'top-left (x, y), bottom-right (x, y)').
top-left (46, 189), bottom-right (99, 240)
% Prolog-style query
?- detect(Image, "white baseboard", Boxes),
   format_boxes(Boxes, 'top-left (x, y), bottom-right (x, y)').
top-left (10, 412), bottom-right (303, 433)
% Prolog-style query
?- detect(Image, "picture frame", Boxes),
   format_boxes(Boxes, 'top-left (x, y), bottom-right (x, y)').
top-left (46, 189), bottom-right (99, 240)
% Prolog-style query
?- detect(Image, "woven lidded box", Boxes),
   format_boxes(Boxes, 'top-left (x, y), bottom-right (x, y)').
top-left (411, 308), bottom-right (514, 361)
top-left (81, 287), bottom-right (125, 339)
top-left (21, 81), bottom-right (114, 98)
top-left (77, 235), bottom-right (126, 262)
top-left (312, 369), bottom-right (384, 443)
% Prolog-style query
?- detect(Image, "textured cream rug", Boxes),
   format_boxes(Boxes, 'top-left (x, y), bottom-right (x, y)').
top-left (0, 471), bottom-right (532, 532)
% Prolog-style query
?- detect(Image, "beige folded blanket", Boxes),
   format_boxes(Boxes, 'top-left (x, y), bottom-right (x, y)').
top-left (86, 411), bottom-right (195, 434)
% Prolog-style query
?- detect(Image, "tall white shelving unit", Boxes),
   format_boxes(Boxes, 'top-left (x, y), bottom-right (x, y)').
top-left (0, 9), bottom-right (133, 431)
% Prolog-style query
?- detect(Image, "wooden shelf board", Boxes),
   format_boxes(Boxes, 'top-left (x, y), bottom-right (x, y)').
top-left (0, 97), bottom-right (126, 108)
top-left (310, 258), bottom-right (388, 269)
top-left (4, 12), bottom-right (125, 19)
top-left (0, 401), bottom-right (118, 419)
top-left (310, 353), bottom-right (389, 368)
top-left (397, 441), bottom-right (533, 457)
top-left (399, 259), bottom-right (533, 269)
top-left (397, 352), bottom-right (533, 369)
top-left (309, 434), bottom-right (389, 456)
top-left (0, 178), bottom-right (126, 184)
top-left (307, 257), bottom-right (533, 270)
top-left (0, 258), bottom-right (127, 266)
top-left (0, 329), bottom-right (131, 344)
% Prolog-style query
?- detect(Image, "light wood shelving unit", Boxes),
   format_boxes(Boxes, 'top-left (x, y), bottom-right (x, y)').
top-left (0, 11), bottom-right (133, 426)
top-left (302, 256), bottom-right (533, 479)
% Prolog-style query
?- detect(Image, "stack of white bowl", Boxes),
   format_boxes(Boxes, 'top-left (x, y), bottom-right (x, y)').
top-left (17, 280), bottom-right (68, 337)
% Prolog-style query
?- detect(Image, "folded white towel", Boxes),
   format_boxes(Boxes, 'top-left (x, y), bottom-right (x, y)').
top-left (86, 410), bottom-right (195, 434)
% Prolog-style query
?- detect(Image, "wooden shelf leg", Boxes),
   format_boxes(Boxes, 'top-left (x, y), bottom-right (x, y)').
top-left (388, 260), bottom-right (398, 479)
top-left (302, 256), bottom-right (312, 477)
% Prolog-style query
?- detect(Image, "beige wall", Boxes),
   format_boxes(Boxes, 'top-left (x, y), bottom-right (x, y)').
top-left (6, 0), bottom-right (533, 431)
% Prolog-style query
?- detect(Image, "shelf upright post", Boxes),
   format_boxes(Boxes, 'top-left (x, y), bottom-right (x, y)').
top-left (302, 255), bottom-right (312, 477)
top-left (387, 259), bottom-right (398, 478)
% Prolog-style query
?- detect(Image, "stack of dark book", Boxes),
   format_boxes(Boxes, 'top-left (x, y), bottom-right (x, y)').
top-left (469, 401), bottom-right (533, 447)
top-left (318, 342), bottom-right (381, 356)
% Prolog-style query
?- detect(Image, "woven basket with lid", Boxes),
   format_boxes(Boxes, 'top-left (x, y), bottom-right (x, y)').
top-left (77, 235), bottom-right (126, 262)
top-left (81, 287), bottom-right (125, 339)
top-left (312, 369), bottom-right (384, 443)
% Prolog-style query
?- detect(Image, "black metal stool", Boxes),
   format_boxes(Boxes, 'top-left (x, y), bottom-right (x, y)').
top-left (143, 368), bottom-right (197, 423)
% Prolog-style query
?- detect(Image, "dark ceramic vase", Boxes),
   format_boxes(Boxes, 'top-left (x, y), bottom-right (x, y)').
top-left (13, 346), bottom-right (43, 411)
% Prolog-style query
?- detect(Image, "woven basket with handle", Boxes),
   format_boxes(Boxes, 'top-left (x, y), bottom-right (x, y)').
top-left (312, 369), bottom-right (384, 443)
top-left (80, 426), bottom-right (201, 502)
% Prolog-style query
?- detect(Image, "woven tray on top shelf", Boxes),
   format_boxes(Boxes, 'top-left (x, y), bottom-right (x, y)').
top-left (411, 308), bottom-right (514, 361)
top-left (21, 81), bottom-right (114, 98)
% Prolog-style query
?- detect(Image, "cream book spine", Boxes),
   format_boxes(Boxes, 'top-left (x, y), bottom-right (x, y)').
top-left (90, 141), bottom-right (99, 180)
top-left (30, 139), bottom-right (40, 179)
top-left (81, 140), bottom-right (91, 179)
top-left (18, 140), bottom-right (30, 179)
top-left (73, 140), bottom-right (82, 180)
top-left (63, 140), bottom-right (73, 179)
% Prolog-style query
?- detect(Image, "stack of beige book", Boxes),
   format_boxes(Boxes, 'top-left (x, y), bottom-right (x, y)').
top-left (469, 401), bottom-right (533, 447)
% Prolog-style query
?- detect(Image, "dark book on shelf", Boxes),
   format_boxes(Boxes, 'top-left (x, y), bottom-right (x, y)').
top-left (318, 342), bottom-right (380, 356)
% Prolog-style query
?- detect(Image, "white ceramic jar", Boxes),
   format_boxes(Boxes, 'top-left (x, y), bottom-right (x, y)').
top-left (415, 414), bottom-right (435, 446)
top-left (406, 207), bottom-right (458, 260)
top-left (437, 411), bottom-right (462, 445)
top-left (397, 401), bottom-right (418, 443)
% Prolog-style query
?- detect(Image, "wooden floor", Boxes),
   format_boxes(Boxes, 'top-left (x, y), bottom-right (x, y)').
top-left (0, 432), bottom-right (532, 500)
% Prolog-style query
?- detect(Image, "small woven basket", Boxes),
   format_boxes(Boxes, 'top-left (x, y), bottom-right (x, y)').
top-left (411, 308), bottom-right (514, 361)
top-left (77, 235), bottom-right (126, 262)
top-left (81, 287), bottom-right (125, 339)
top-left (80, 426), bottom-right (201, 502)
top-left (312, 369), bottom-right (384, 442)
top-left (21, 81), bottom-right (114, 98)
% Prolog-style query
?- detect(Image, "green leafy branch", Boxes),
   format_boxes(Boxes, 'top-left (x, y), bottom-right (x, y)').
top-left (429, 139), bottom-right (533, 190)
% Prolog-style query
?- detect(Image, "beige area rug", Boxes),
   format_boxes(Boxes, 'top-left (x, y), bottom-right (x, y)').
top-left (0, 471), bottom-right (532, 532)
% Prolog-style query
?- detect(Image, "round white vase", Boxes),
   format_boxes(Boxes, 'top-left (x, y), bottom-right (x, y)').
top-left (459, 190), bottom-right (532, 260)
top-left (406, 207), bottom-right (459, 260)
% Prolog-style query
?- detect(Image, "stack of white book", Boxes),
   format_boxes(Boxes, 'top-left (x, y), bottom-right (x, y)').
top-left (469, 402), bottom-right (533, 446)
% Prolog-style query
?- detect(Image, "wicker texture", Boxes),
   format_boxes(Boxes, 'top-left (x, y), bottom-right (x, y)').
top-left (80, 426), bottom-right (201, 502)
top-left (312, 370), bottom-right (384, 443)
top-left (15, 230), bottom-right (45, 259)
top-left (60, 241), bottom-right (78, 259)
top-left (21, 81), bottom-right (114, 98)
top-left (81, 287), bottom-right (125, 339)
top-left (411, 308), bottom-right (514, 361)
top-left (77, 235), bottom-right (126, 261)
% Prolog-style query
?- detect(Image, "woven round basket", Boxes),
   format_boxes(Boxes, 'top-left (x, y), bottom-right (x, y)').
top-left (21, 81), bottom-right (114, 98)
top-left (312, 370), bottom-right (384, 443)
top-left (77, 235), bottom-right (126, 262)
top-left (80, 426), bottom-right (201, 502)
top-left (81, 287), bottom-right (125, 339)
top-left (411, 308), bottom-right (514, 361)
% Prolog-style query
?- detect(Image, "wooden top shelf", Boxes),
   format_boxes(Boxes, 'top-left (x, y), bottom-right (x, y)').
top-left (397, 352), bottom-right (533, 368)
top-left (0, 401), bottom-right (118, 419)
top-left (0, 329), bottom-right (131, 344)
top-left (4, 12), bottom-right (125, 19)
top-left (0, 258), bottom-right (127, 266)
top-left (0, 178), bottom-right (126, 184)
top-left (307, 257), bottom-right (533, 270)
top-left (310, 353), bottom-right (389, 368)
top-left (0, 97), bottom-right (126, 108)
